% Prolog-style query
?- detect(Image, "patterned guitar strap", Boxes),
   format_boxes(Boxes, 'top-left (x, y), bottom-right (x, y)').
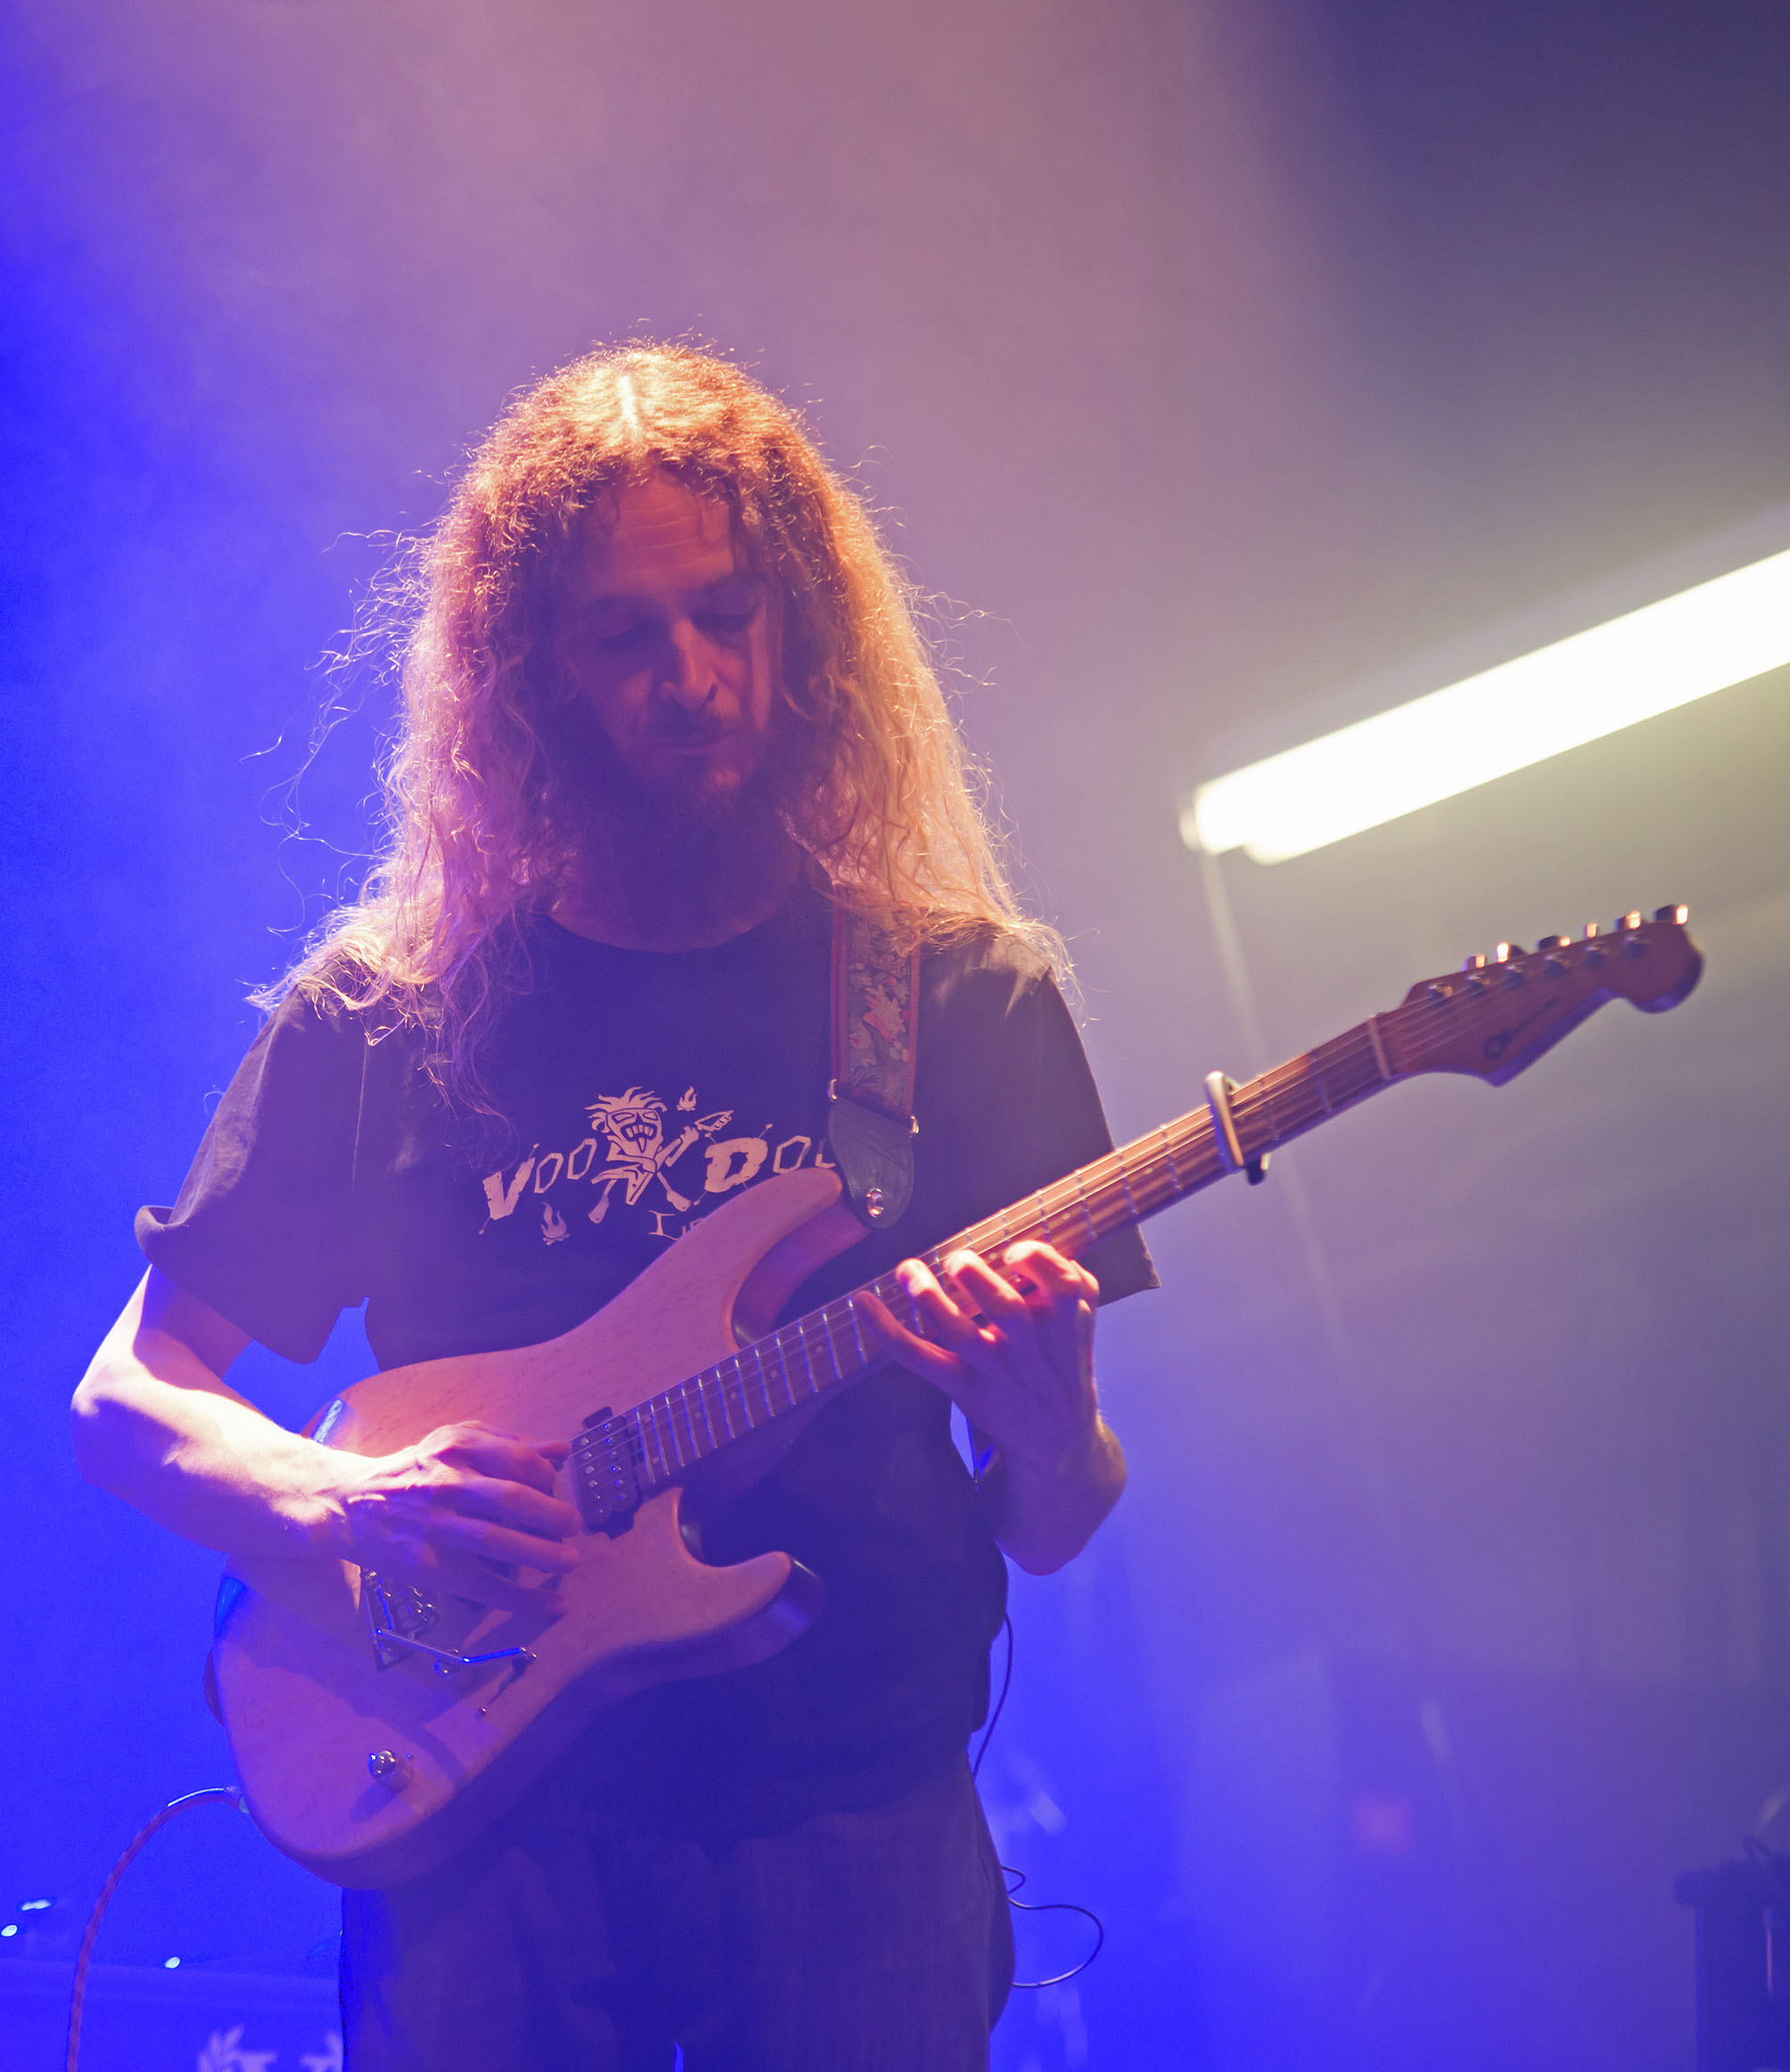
top-left (826, 900), bottom-right (921, 1229)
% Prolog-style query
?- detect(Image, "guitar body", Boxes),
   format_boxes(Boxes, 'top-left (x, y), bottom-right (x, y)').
top-left (207, 905), bottom-right (1704, 1891)
top-left (213, 1164), bottom-right (864, 1889)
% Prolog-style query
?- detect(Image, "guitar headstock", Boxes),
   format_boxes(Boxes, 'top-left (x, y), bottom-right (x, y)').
top-left (1381, 905), bottom-right (1703, 1086)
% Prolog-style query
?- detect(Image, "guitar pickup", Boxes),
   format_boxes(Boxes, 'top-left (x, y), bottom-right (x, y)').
top-left (571, 1410), bottom-right (644, 1536)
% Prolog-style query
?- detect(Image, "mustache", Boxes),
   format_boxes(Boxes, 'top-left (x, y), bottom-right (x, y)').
top-left (638, 701), bottom-right (730, 746)
top-left (536, 688), bottom-right (828, 834)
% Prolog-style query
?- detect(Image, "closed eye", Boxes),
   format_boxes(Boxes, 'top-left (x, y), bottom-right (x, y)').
top-left (694, 579), bottom-right (763, 636)
top-left (591, 622), bottom-right (652, 654)
top-left (584, 605), bottom-right (656, 652)
top-left (575, 577), bottom-right (762, 653)
top-left (694, 607), bottom-right (756, 636)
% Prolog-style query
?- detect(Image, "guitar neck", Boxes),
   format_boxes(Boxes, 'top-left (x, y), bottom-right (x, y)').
top-left (612, 1016), bottom-right (1394, 1492)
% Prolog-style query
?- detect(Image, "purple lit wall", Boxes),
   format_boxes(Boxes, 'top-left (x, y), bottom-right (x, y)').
top-left (4, 2), bottom-right (1788, 2065)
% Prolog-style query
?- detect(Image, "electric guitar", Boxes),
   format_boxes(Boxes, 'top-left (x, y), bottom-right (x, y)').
top-left (212, 906), bottom-right (1703, 1887)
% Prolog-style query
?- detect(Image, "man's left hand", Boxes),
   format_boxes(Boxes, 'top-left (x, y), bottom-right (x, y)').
top-left (855, 1242), bottom-right (1126, 1572)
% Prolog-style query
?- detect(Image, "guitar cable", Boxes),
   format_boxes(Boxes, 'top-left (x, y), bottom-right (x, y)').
top-left (973, 1615), bottom-right (1107, 1991)
top-left (971, 1612), bottom-right (1014, 1784)
top-left (63, 1785), bottom-right (248, 2072)
top-left (61, 1620), bottom-right (1077, 2053)
top-left (61, 1631), bottom-right (1094, 2060)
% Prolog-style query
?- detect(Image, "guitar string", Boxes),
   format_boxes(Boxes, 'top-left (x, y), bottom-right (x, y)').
top-left (581, 940), bottom-right (1672, 1489)
top-left (657, 999), bottom-right (1447, 1435)
top-left (602, 1038), bottom-right (1363, 1481)
top-left (601, 950), bottom-right (1655, 1483)
top-left (610, 1007), bottom-right (1514, 1477)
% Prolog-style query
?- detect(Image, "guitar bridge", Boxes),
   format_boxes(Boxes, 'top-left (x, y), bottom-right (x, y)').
top-left (359, 1570), bottom-right (535, 1681)
top-left (361, 1571), bottom-right (442, 1669)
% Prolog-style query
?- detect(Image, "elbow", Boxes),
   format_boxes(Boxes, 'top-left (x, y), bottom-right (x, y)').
top-left (70, 1360), bottom-right (127, 1491)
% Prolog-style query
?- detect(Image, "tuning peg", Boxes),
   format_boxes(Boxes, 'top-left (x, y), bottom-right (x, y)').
top-left (1655, 903), bottom-right (1687, 925)
top-left (1536, 934), bottom-right (1569, 951)
top-left (1462, 953), bottom-right (1487, 972)
top-left (1494, 942), bottom-right (1524, 962)
top-left (1617, 911), bottom-right (1643, 931)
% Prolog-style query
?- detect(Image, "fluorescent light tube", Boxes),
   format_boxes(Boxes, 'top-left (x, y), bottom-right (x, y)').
top-left (1183, 546), bottom-right (1790, 863)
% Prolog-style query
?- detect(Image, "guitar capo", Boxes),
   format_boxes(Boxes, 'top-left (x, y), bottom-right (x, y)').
top-left (1205, 1071), bottom-right (1269, 1186)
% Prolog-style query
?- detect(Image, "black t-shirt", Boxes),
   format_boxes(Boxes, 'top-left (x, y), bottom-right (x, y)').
top-left (139, 879), bottom-right (1154, 1835)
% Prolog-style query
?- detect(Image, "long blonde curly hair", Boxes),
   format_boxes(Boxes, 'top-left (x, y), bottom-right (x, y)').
top-left (274, 343), bottom-right (1054, 1108)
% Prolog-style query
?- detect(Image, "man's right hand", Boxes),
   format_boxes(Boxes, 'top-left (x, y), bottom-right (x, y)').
top-left (74, 1274), bottom-right (584, 1614)
top-left (334, 1419), bottom-right (580, 1614)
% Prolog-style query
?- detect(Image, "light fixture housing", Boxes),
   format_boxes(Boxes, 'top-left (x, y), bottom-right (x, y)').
top-left (1182, 546), bottom-right (1790, 864)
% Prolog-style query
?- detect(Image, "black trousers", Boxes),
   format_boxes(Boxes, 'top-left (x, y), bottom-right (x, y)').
top-left (341, 1760), bottom-right (1014, 2071)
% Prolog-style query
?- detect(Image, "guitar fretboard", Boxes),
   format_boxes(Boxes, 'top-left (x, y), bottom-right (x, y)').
top-left (609, 1015), bottom-right (1395, 1491)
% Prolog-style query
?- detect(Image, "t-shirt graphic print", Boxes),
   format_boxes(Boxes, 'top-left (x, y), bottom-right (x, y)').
top-left (480, 1080), bottom-right (837, 1252)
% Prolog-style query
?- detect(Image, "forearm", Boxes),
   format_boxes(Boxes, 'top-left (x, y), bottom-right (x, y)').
top-left (72, 1281), bottom-right (352, 1560)
top-left (978, 1413), bottom-right (1127, 1575)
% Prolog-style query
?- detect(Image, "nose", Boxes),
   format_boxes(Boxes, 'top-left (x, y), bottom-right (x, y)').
top-left (660, 621), bottom-right (720, 710)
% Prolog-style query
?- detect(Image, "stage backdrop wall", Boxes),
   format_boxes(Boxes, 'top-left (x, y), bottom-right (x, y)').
top-left (4, 2), bottom-right (1786, 2064)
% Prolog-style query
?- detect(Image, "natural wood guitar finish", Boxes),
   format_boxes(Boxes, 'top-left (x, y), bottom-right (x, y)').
top-left (213, 908), bottom-right (1703, 1887)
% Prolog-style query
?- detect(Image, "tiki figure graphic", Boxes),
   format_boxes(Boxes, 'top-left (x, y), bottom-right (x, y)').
top-left (585, 1087), bottom-right (732, 1221)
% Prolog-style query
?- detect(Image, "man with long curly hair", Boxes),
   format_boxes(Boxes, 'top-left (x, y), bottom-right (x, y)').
top-left (74, 346), bottom-right (1154, 2071)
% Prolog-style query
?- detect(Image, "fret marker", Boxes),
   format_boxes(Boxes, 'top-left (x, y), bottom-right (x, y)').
top-left (1113, 1152), bottom-right (1139, 1223)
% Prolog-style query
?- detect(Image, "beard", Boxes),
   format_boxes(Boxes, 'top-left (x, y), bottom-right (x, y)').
top-left (538, 695), bottom-right (823, 941)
